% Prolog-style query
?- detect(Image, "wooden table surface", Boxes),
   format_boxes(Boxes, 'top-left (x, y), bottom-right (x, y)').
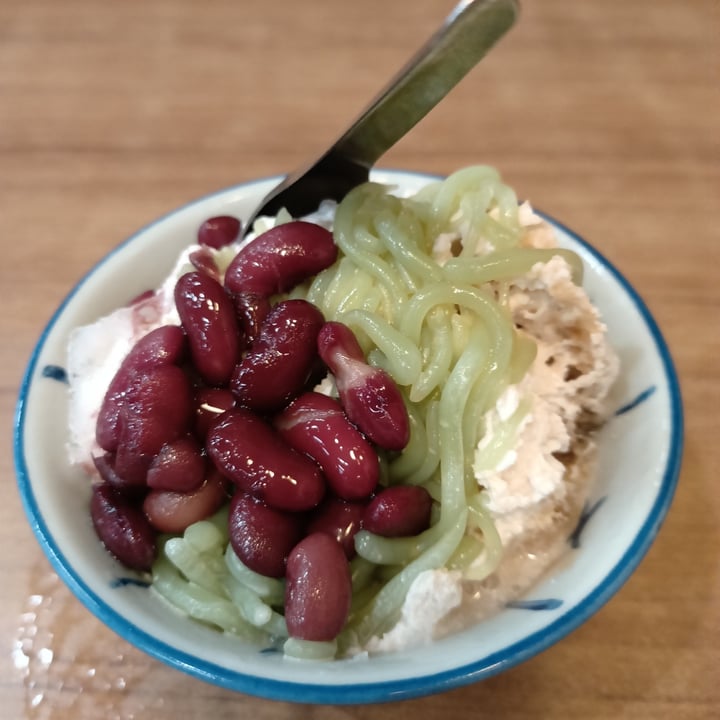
top-left (2, 0), bottom-right (717, 717)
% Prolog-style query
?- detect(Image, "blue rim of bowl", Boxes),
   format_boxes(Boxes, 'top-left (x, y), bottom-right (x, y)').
top-left (14, 171), bottom-right (683, 704)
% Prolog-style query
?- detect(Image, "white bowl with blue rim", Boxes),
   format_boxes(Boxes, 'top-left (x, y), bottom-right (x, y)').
top-left (14, 169), bottom-right (683, 704)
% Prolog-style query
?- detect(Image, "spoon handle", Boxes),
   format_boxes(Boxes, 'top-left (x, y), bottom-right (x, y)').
top-left (335, 0), bottom-right (519, 167)
top-left (248, 0), bottom-right (518, 221)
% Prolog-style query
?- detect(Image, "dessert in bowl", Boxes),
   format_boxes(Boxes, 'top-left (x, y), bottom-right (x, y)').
top-left (14, 168), bottom-right (682, 703)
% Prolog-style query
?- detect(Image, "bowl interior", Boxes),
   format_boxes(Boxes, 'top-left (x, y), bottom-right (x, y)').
top-left (14, 170), bottom-right (683, 704)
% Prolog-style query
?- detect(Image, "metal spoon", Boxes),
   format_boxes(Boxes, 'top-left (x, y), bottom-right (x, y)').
top-left (244, 0), bottom-right (519, 231)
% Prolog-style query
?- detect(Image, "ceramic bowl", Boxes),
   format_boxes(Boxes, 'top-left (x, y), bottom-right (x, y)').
top-left (14, 170), bottom-right (683, 704)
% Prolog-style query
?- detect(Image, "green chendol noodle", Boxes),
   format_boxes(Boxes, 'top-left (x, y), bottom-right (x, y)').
top-left (152, 166), bottom-right (583, 656)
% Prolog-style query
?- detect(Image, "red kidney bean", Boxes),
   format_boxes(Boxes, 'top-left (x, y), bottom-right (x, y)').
top-left (91, 483), bottom-right (157, 572)
top-left (113, 365), bottom-right (194, 485)
top-left (231, 292), bottom-right (271, 349)
top-left (307, 496), bottom-right (367, 559)
top-left (189, 246), bottom-right (221, 283)
top-left (317, 322), bottom-right (409, 451)
top-left (363, 486), bottom-right (433, 537)
top-left (225, 220), bottom-right (335, 347)
top-left (224, 221), bottom-right (337, 297)
top-left (344, 371), bottom-right (410, 451)
top-left (231, 300), bottom-right (324, 413)
top-left (206, 408), bottom-right (325, 512)
top-left (317, 321), bottom-right (364, 363)
top-left (198, 215), bottom-right (241, 249)
top-left (146, 435), bottom-right (206, 492)
top-left (228, 492), bottom-right (305, 578)
top-left (285, 533), bottom-right (352, 641)
top-left (174, 271), bottom-right (242, 386)
top-left (93, 452), bottom-right (146, 493)
top-left (275, 392), bottom-right (379, 500)
top-left (143, 468), bottom-right (229, 534)
top-left (96, 325), bottom-right (187, 452)
top-left (194, 387), bottom-right (235, 439)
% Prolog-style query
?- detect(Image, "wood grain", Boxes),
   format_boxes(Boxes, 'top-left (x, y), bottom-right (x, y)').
top-left (1, 0), bottom-right (717, 717)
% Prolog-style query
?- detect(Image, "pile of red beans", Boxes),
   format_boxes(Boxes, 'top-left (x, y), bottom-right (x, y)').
top-left (89, 216), bottom-right (433, 642)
